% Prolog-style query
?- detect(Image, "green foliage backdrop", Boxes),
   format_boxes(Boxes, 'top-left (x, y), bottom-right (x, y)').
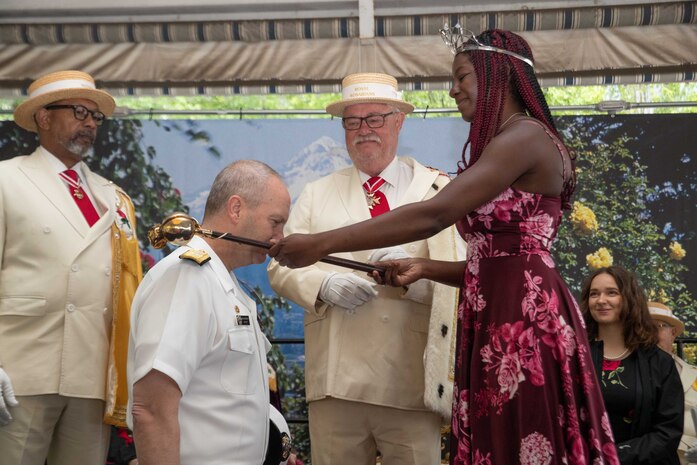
top-left (554, 117), bottom-right (696, 328)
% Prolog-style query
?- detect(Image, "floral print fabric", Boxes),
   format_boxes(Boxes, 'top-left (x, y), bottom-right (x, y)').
top-left (601, 359), bottom-right (628, 389)
top-left (452, 188), bottom-right (619, 465)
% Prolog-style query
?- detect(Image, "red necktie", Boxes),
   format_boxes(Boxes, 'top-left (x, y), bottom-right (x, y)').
top-left (363, 176), bottom-right (390, 217)
top-left (60, 169), bottom-right (100, 227)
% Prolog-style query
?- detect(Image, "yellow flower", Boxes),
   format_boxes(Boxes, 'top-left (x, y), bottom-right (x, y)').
top-left (648, 289), bottom-right (668, 303)
top-left (669, 241), bottom-right (686, 261)
top-left (570, 202), bottom-right (598, 235)
top-left (586, 247), bottom-right (613, 270)
top-left (683, 345), bottom-right (697, 364)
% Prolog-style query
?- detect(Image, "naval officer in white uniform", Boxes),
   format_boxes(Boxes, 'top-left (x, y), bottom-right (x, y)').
top-left (128, 160), bottom-right (291, 465)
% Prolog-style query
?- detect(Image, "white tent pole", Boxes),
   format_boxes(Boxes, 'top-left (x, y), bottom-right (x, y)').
top-left (359, 0), bottom-right (375, 38)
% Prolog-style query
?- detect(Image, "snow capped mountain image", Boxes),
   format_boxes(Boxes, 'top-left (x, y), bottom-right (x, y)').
top-left (280, 135), bottom-right (351, 201)
top-left (182, 136), bottom-right (349, 216)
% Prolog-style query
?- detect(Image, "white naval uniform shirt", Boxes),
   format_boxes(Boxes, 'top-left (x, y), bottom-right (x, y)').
top-left (127, 236), bottom-right (270, 465)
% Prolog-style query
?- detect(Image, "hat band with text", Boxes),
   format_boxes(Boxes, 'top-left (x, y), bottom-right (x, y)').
top-left (342, 82), bottom-right (401, 101)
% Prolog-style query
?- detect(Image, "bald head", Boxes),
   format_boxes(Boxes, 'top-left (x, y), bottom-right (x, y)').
top-left (201, 160), bottom-right (290, 270)
top-left (203, 160), bottom-right (283, 220)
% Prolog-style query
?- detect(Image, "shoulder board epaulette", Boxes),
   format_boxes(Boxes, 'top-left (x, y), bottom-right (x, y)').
top-left (179, 249), bottom-right (211, 266)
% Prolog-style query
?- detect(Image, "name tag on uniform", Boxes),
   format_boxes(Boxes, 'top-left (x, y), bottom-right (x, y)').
top-left (236, 315), bottom-right (250, 326)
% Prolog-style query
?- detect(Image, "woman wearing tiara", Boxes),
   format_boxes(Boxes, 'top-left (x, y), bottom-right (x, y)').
top-left (271, 28), bottom-right (619, 464)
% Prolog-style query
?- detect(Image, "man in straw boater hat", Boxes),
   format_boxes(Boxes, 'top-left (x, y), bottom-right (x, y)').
top-left (0, 70), bottom-right (141, 464)
top-left (649, 301), bottom-right (697, 463)
top-left (268, 72), bottom-right (465, 464)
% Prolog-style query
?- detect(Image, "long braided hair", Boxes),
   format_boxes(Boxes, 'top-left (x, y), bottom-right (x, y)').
top-left (458, 29), bottom-right (575, 208)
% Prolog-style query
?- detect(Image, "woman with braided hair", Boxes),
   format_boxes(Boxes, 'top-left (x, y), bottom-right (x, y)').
top-left (271, 28), bottom-right (619, 464)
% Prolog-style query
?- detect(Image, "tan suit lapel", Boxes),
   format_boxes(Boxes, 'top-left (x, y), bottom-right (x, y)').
top-left (397, 157), bottom-right (440, 207)
top-left (19, 148), bottom-right (90, 237)
top-left (83, 164), bottom-right (116, 243)
top-left (336, 167), bottom-right (372, 224)
top-left (675, 357), bottom-right (696, 393)
top-left (334, 168), bottom-right (373, 264)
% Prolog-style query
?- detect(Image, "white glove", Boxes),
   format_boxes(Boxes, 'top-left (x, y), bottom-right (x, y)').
top-left (368, 246), bottom-right (410, 262)
top-left (686, 445), bottom-right (697, 463)
top-left (319, 272), bottom-right (378, 310)
top-left (0, 368), bottom-right (19, 426)
top-left (369, 247), bottom-right (434, 305)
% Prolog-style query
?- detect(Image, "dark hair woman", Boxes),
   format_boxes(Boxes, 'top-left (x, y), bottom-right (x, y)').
top-left (581, 265), bottom-right (683, 465)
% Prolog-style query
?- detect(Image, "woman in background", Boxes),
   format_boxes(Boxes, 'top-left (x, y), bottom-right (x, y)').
top-left (581, 265), bottom-right (683, 464)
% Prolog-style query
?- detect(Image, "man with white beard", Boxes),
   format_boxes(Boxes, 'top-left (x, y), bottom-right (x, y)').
top-left (0, 70), bottom-right (141, 465)
top-left (268, 72), bottom-right (464, 465)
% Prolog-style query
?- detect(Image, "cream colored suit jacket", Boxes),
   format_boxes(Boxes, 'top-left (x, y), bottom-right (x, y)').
top-left (268, 157), bottom-right (463, 418)
top-left (0, 147), bottom-right (117, 400)
top-left (676, 356), bottom-right (697, 463)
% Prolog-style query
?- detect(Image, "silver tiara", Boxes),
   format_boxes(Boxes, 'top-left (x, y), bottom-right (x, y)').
top-left (439, 24), bottom-right (534, 69)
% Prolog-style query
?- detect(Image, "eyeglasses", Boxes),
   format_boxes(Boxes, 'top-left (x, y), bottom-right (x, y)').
top-left (342, 111), bottom-right (396, 131)
top-left (44, 104), bottom-right (106, 126)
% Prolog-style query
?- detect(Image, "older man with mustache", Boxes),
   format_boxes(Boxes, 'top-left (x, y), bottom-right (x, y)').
top-left (268, 73), bottom-right (464, 465)
top-left (0, 70), bottom-right (141, 465)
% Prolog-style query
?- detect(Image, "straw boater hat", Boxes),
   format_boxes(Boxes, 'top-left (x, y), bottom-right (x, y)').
top-left (325, 72), bottom-right (415, 117)
top-left (13, 70), bottom-right (116, 133)
top-left (648, 301), bottom-right (685, 336)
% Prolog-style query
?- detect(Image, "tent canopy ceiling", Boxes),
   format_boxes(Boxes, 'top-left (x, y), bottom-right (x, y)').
top-left (0, 0), bottom-right (694, 96)
top-left (1, 0), bottom-right (675, 22)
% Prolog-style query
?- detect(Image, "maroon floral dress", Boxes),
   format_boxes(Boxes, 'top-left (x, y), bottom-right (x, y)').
top-left (452, 187), bottom-right (619, 465)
